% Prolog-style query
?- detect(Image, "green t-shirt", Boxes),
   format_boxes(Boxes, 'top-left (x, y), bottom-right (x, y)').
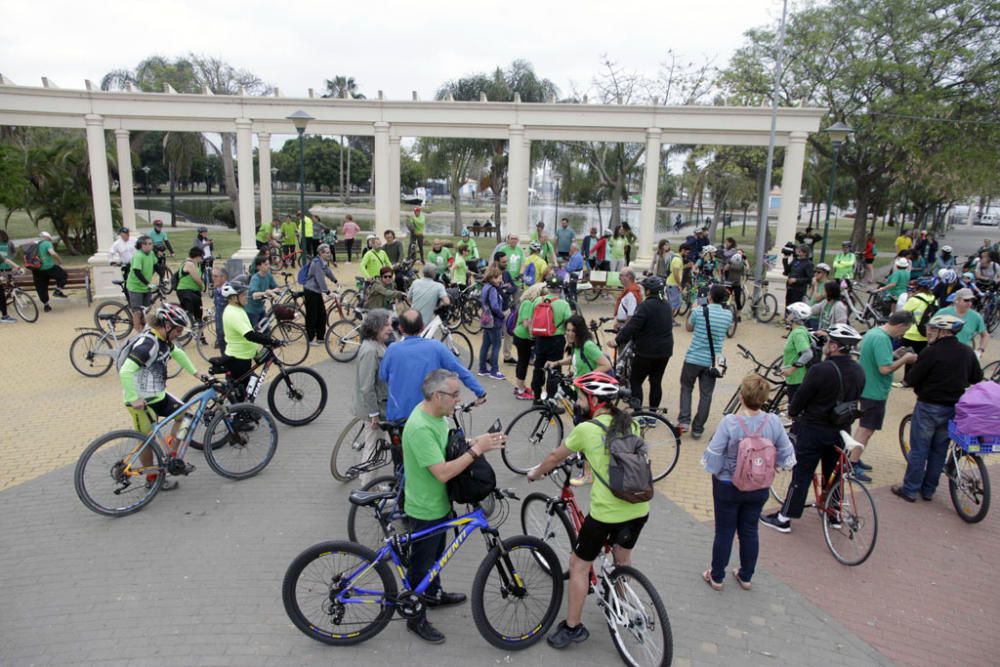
top-left (937, 306), bottom-right (986, 348)
top-left (782, 326), bottom-right (812, 386)
top-left (530, 296), bottom-right (572, 335)
top-left (565, 415), bottom-right (649, 523)
top-left (176, 263), bottom-right (201, 292)
top-left (514, 299), bottom-right (534, 340)
top-left (410, 214), bottom-right (426, 235)
top-left (859, 326), bottom-right (895, 400)
top-left (0, 241), bottom-right (14, 270)
top-left (427, 247), bottom-right (452, 276)
top-left (497, 245), bottom-right (524, 280)
top-left (463, 238), bottom-right (480, 260)
top-left (256, 222), bottom-right (273, 244)
top-left (401, 404), bottom-right (451, 521)
top-left (280, 221), bottom-right (298, 244)
top-left (149, 229), bottom-right (169, 247)
top-left (573, 340), bottom-right (604, 378)
top-left (885, 269), bottom-right (910, 298)
top-left (38, 239), bottom-right (56, 270)
top-left (451, 254), bottom-right (468, 285)
top-left (833, 252), bottom-right (855, 280)
top-left (610, 237), bottom-right (626, 260)
top-left (126, 250), bottom-right (155, 293)
top-left (223, 304), bottom-right (258, 360)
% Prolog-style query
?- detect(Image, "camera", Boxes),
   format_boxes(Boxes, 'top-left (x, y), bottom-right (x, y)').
top-left (781, 242), bottom-right (796, 257)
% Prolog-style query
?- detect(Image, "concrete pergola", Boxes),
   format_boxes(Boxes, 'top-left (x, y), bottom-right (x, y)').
top-left (0, 77), bottom-right (824, 297)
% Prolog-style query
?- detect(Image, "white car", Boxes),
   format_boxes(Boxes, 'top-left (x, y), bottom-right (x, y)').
top-left (974, 214), bottom-right (999, 226)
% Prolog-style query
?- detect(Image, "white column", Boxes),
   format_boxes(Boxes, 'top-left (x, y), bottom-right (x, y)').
top-left (388, 134), bottom-right (402, 233)
top-left (506, 125), bottom-right (530, 237)
top-left (373, 122), bottom-right (391, 235)
top-left (775, 131), bottom-right (808, 251)
top-left (85, 114), bottom-right (120, 298)
top-left (257, 131), bottom-right (273, 229)
top-left (232, 119), bottom-right (258, 261)
top-left (114, 129), bottom-right (136, 230)
top-left (633, 128), bottom-right (661, 269)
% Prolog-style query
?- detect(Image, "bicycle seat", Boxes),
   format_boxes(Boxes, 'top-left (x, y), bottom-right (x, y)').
top-left (349, 490), bottom-right (396, 507)
top-left (112, 280), bottom-right (125, 286)
top-left (839, 430), bottom-right (865, 453)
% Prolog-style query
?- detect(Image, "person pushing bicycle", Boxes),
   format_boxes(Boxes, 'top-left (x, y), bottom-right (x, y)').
top-left (527, 371), bottom-right (649, 651)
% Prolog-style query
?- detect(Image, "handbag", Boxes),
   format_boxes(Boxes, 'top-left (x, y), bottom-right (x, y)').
top-left (444, 428), bottom-right (496, 504)
top-left (829, 361), bottom-right (860, 427)
top-left (703, 305), bottom-right (727, 379)
top-left (480, 283), bottom-right (495, 327)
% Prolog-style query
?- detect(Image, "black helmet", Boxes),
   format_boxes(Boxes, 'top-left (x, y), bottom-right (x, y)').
top-left (545, 275), bottom-right (564, 290)
top-left (640, 275), bottom-right (665, 293)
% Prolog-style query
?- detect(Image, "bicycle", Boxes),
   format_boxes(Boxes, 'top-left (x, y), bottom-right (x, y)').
top-left (421, 305), bottom-right (474, 369)
top-left (69, 314), bottom-right (183, 379)
top-left (502, 367), bottom-right (681, 480)
top-left (74, 380), bottom-right (278, 517)
top-left (898, 414), bottom-right (992, 523)
top-left (2, 271), bottom-right (39, 322)
top-left (744, 279), bottom-right (779, 323)
top-left (721, 343), bottom-right (791, 420)
top-left (981, 358), bottom-right (1000, 383)
top-left (587, 316), bottom-right (636, 385)
top-left (710, 280), bottom-right (740, 338)
top-left (840, 280), bottom-right (885, 331)
top-left (521, 455), bottom-right (673, 665)
top-left (256, 302), bottom-right (310, 366)
top-left (281, 488), bottom-right (563, 650)
top-left (92, 278), bottom-right (168, 337)
top-left (769, 431), bottom-right (878, 566)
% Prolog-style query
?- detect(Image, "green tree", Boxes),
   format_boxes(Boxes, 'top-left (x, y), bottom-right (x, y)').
top-left (323, 76), bottom-right (366, 203)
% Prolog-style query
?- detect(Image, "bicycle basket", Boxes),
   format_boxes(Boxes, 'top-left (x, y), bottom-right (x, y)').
top-left (272, 304), bottom-right (296, 321)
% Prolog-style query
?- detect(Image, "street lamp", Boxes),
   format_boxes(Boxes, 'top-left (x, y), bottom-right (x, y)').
top-left (819, 121), bottom-right (853, 263)
top-left (287, 110), bottom-right (314, 257)
top-left (554, 178), bottom-right (561, 226)
top-left (141, 165), bottom-right (151, 226)
top-left (270, 166), bottom-right (279, 219)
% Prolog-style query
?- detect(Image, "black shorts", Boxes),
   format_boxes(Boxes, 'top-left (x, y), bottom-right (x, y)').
top-left (859, 398), bottom-right (886, 431)
top-left (572, 513), bottom-right (649, 562)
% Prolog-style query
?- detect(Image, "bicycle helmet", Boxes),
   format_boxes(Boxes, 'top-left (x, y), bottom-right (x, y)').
top-left (461, 228), bottom-right (470, 237)
top-left (962, 271), bottom-right (975, 281)
top-left (785, 301), bottom-right (812, 323)
top-left (826, 323), bottom-right (863, 348)
top-left (573, 371), bottom-right (620, 417)
top-left (926, 313), bottom-right (965, 333)
top-left (841, 241), bottom-right (852, 248)
top-left (894, 256), bottom-right (911, 269)
top-left (702, 245), bottom-right (717, 255)
top-left (815, 262), bottom-right (831, 274)
top-left (640, 275), bottom-right (665, 292)
top-left (197, 226), bottom-right (208, 233)
top-left (940, 245), bottom-right (953, 254)
top-left (915, 276), bottom-right (934, 289)
top-left (529, 241), bottom-right (542, 252)
top-left (937, 268), bottom-right (957, 284)
top-left (602, 229), bottom-right (613, 237)
top-left (221, 276), bottom-right (248, 297)
top-left (154, 303), bottom-right (191, 330)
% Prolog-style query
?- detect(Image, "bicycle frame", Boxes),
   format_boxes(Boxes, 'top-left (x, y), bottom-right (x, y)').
top-left (809, 445), bottom-right (853, 520)
top-left (123, 386), bottom-right (221, 476)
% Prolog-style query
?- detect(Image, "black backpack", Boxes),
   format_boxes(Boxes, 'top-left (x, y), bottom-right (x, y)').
top-left (22, 242), bottom-right (41, 269)
top-left (444, 428), bottom-right (496, 504)
top-left (915, 293), bottom-right (940, 337)
top-left (588, 419), bottom-right (654, 503)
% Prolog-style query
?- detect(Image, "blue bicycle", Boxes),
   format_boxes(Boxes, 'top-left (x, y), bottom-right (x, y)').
top-left (282, 489), bottom-right (564, 650)
top-left (74, 380), bottom-right (278, 517)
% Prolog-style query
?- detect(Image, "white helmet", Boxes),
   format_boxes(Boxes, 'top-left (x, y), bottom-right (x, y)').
top-left (827, 323), bottom-right (863, 348)
top-left (815, 262), bottom-right (831, 273)
top-left (937, 268), bottom-right (957, 284)
top-left (221, 276), bottom-right (248, 297)
top-left (785, 301), bottom-right (812, 322)
top-left (894, 256), bottom-right (911, 269)
top-left (941, 245), bottom-right (953, 254)
top-left (702, 245), bottom-right (717, 256)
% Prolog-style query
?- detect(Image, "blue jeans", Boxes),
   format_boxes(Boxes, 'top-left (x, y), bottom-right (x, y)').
top-left (666, 285), bottom-right (681, 312)
top-left (902, 400), bottom-right (955, 498)
top-left (479, 325), bottom-right (502, 373)
top-left (711, 477), bottom-right (769, 583)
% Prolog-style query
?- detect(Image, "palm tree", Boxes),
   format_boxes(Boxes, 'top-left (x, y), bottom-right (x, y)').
top-left (324, 76), bottom-right (365, 203)
top-left (163, 132), bottom-right (205, 226)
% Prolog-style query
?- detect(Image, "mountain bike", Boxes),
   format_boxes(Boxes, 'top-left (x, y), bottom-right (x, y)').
top-left (745, 279), bottom-right (778, 323)
top-left (69, 313), bottom-right (183, 379)
top-left (282, 489), bottom-right (563, 650)
top-left (502, 367), bottom-right (681, 480)
top-left (721, 344), bottom-right (790, 419)
top-left (898, 414), bottom-right (992, 523)
top-left (74, 380), bottom-right (278, 517)
top-left (521, 455), bottom-right (673, 665)
top-left (2, 271), bottom-right (39, 322)
top-left (769, 431), bottom-right (878, 566)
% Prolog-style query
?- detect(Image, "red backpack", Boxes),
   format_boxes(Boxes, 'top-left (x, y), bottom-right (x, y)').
top-left (530, 297), bottom-right (558, 337)
top-left (731, 415), bottom-right (777, 491)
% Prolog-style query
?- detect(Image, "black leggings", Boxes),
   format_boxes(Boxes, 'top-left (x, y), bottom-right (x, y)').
top-left (224, 356), bottom-right (254, 402)
top-left (513, 335), bottom-right (534, 382)
top-left (630, 355), bottom-right (670, 409)
top-left (344, 238), bottom-right (355, 262)
top-left (176, 289), bottom-right (203, 322)
top-left (31, 265), bottom-right (67, 305)
top-left (304, 289), bottom-right (328, 342)
top-left (531, 335), bottom-right (566, 398)
top-left (0, 280), bottom-right (7, 316)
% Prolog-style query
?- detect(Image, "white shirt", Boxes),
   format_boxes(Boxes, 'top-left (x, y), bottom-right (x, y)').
top-left (616, 292), bottom-right (638, 322)
top-left (110, 237), bottom-right (135, 265)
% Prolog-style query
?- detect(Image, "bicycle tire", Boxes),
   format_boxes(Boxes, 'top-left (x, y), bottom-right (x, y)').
top-left (726, 303), bottom-right (738, 337)
top-left (282, 540), bottom-right (397, 646)
top-left (325, 318), bottom-right (362, 362)
top-left (520, 492), bottom-right (575, 579)
top-left (676, 291), bottom-right (691, 317)
top-left (92, 298), bottom-right (132, 337)
top-left (822, 476), bottom-right (877, 566)
top-left (339, 288), bottom-right (359, 312)
top-left (267, 367), bottom-right (327, 426)
top-left (604, 564), bottom-right (673, 667)
top-left (986, 303), bottom-right (1000, 334)
top-left (13, 289), bottom-right (39, 322)
top-left (180, 385), bottom-right (226, 452)
top-left (273, 321), bottom-right (309, 366)
top-left (69, 330), bottom-right (115, 377)
top-left (194, 322), bottom-right (219, 363)
top-left (74, 429), bottom-right (164, 517)
top-left (898, 413), bottom-right (911, 460)
top-left (158, 267), bottom-right (174, 294)
top-left (722, 387), bottom-right (741, 416)
top-left (503, 406), bottom-right (565, 474)
top-left (470, 535), bottom-right (563, 651)
top-left (753, 293), bottom-right (778, 323)
top-left (330, 417), bottom-right (392, 481)
top-left (201, 403), bottom-right (278, 480)
top-left (982, 359), bottom-right (1000, 383)
top-left (346, 475), bottom-right (408, 549)
top-left (584, 286), bottom-right (602, 302)
top-left (949, 452), bottom-right (990, 523)
top-left (633, 411), bottom-right (682, 481)
top-left (443, 329), bottom-right (474, 369)
top-left (461, 299), bottom-right (483, 335)
top-left (768, 467), bottom-right (794, 506)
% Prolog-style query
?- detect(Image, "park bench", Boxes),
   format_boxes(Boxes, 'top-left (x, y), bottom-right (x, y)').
top-left (11, 266), bottom-right (93, 305)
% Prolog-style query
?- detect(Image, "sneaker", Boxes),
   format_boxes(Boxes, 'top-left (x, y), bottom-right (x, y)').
top-left (308, 340), bottom-right (323, 347)
top-left (514, 388), bottom-right (535, 401)
top-left (547, 620), bottom-right (590, 649)
top-left (569, 474), bottom-right (592, 487)
top-left (477, 369), bottom-right (490, 377)
top-left (406, 617), bottom-right (445, 644)
top-left (52, 289), bottom-right (68, 298)
top-left (0, 316), bottom-right (16, 323)
top-left (850, 468), bottom-right (872, 483)
top-left (503, 357), bottom-right (517, 366)
top-left (44, 304), bottom-right (52, 312)
top-left (690, 430), bottom-right (704, 439)
top-left (855, 459), bottom-right (873, 471)
top-left (489, 371), bottom-right (506, 380)
top-left (676, 423), bottom-right (689, 435)
top-left (759, 512), bottom-right (791, 533)
top-left (891, 381), bottom-right (904, 389)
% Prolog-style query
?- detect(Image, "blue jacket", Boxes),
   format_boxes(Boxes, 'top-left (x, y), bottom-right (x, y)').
top-left (379, 336), bottom-right (485, 420)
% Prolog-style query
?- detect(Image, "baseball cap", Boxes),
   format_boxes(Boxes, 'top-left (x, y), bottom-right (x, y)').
top-left (953, 288), bottom-right (975, 301)
top-left (39, 231), bottom-right (52, 240)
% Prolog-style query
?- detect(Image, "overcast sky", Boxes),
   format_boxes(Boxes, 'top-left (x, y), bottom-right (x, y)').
top-left (2, 0), bottom-right (787, 100)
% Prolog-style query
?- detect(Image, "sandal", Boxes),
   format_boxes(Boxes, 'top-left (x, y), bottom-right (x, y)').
top-left (731, 569), bottom-right (752, 590)
top-left (702, 570), bottom-right (723, 591)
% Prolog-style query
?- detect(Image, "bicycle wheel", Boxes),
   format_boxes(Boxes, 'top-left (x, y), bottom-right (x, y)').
top-left (74, 430), bottom-right (163, 517)
top-left (768, 467), bottom-right (794, 506)
top-left (69, 330), bottom-right (115, 377)
top-left (471, 535), bottom-right (563, 651)
top-left (180, 385), bottom-right (226, 452)
top-left (676, 291), bottom-right (691, 317)
top-left (520, 492), bottom-right (575, 578)
top-left (634, 411), bottom-right (681, 481)
top-left (442, 329), bottom-right (474, 369)
top-left (726, 304), bottom-right (738, 337)
top-left (722, 388), bottom-right (741, 416)
top-left (949, 451), bottom-right (991, 523)
top-left (461, 299), bottom-right (483, 335)
top-left (982, 359), bottom-right (1000, 383)
top-left (195, 322), bottom-right (219, 363)
top-left (273, 321), bottom-right (309, 366)
top-left (282, 540), bottom-right (397, 646)
top-left (339, 288), bottom-right (359, 312)
top-left (604, 565), bottom-right (673, 667)
top-left (158, 266), bottom-right (174, 294)
top-left (201, 403), bottom-right (278, 480)
top-left (584, 285), bottom-right (602, 302)
top-left (93, 299), bottom-right (132, 337)
top-left (753, 293), bottom-right (778, 323)
top-left (325, 318), bottom-right (362, 362)
top-left (347, 475), bottom-right (408, 549)
top-left (898, 413), bottom-right (912, 460)
top-left (267, 367), bottom-right (327, 426)
top-left (822, 476), bottom-right (878, 566)
top-left (330, 417), bottom-right (392, 481)
top-left (503, 406), bottom-right (565, 474)
top-left (12, 289), bottom-right (39, 322)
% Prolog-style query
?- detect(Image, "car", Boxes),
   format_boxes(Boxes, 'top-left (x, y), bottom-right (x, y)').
top-left (974, 214), bottom-right (999, 226)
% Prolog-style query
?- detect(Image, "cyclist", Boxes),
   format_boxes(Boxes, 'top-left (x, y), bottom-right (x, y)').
top-left (126, 235), bottom-right (157, 334)
top-left (174, 247), bottom-right (205, 330)
top-left (220, 277), bottom-right (283, 401)
top-left (808, 262), bottom-right (830, 305)
top-left (587, 229), bottom-right (612, 271)
top-left (611, 275), bottom-right (673, 410)
top-left (359, 235), bottom-right (392, 280)
top-left (149, 219), bottom-right (173, 283)
top-left (459, 228), bottom-right (481, 273)
top-left (366, 266), bottom-right (408, 311)
top-left (255, 218), bottom-right (274, 252)
top-left (782, 244), bottom-right (813, 307)
top-left (932, 268), bottom-right (959, 306)
top-left (192, 226), bottom-right (214, 286)
top-left (523, 242), bottom-right (548, 286)
top-left (0, 230), bottom-right (22, 323)
top-left (780, 302), bottom-right (816, 404)
top-left (695, 245), bottom-right (720, 281)
top-left (279, 214), bottom-right (298, 260)
top-left (119, 303), bottom-right (208, 491)
top-left (246, 255), bottom-right (279, 331)
top-left (527, 371), bottom-right (648, 651)
top-left (930, 245), bottom-right (956, 274)
top-left (901, 277), bottom-right (937, 382)
top-left (109, 227), bottom-right (135, 281)
top-left (400, 369), bottom-right (505, 643)
top-left (832, 241), bottom-right (856, 282)
top-left (808, 280), bottom-right (849, 333)
top-left (761, 324), bottom-right (865, 534)
top-left (873, 256), bottom-right (912, 309)
top-left (426, 238), bottom-right (452, 280)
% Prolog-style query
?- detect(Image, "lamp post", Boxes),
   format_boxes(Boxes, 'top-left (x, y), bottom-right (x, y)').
top-left (819, 121), bottom-right (853, 264)
top-left (141, 166), bottom-right (151, 226)
top-left (554, 178), bottom-right (561, 226)
top-left (287, 110), bottom-right (313, 257)
top-left (270, 166), bottom-right (279, 219)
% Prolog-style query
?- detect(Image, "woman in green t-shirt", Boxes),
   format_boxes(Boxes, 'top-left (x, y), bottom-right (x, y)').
top-left (512, 282), bottom-right (546, 400)
top-left (220, 277), bottom-right (281, 401)
top-left (550, 314), bottom-right (612, 378)
top-left (609, 226), bottom-right (627, 271)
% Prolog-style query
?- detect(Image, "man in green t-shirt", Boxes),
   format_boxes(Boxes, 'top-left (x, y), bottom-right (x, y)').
top-left (401, 369), bottom-right (506, 644)
top-left (426, 239), bottom-right (452, 279)
top-left (126, 235), bottom-right (157, 333)
top-left (31, 231), bottom-right (69, 312)
top-left (279, 215), bottom-right (299, 257)
top-left (529, 276), bottom-right (573, 401)
top-left (407, 206), bottom-right (427, 262)
top-left (833, 241), bottom-right (856, 281)
top-left (359, 236), bottom-right (392, 279)
top-left (779, 303), bottom-right (816, 403)
top-left (528, 372), bottom-right (648, 650)
top-left (852, 311), bottom-right (917, 478)
top-left (937, 288), bottom-right (988, 355)
top-left (255, 219), bottom-right (274, 251)
top-left (493, 234), bottom-right (525, 283)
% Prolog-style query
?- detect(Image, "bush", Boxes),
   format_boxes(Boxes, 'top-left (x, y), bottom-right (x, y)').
top-left (210, 201), bottom-right (236, 228)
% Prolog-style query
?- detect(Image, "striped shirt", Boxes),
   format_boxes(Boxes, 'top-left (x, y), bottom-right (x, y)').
top-left (684, 304), bottom-right (732, 367)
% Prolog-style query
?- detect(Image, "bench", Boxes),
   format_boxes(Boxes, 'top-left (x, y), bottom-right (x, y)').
top-left (12, 266), bottom-right (93, 305)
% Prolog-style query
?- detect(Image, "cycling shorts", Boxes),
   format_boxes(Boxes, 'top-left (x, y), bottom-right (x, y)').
top-left (126, 393), bottom-right (182, 433)
top-left (572, 513), bottom-right (649, 562)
